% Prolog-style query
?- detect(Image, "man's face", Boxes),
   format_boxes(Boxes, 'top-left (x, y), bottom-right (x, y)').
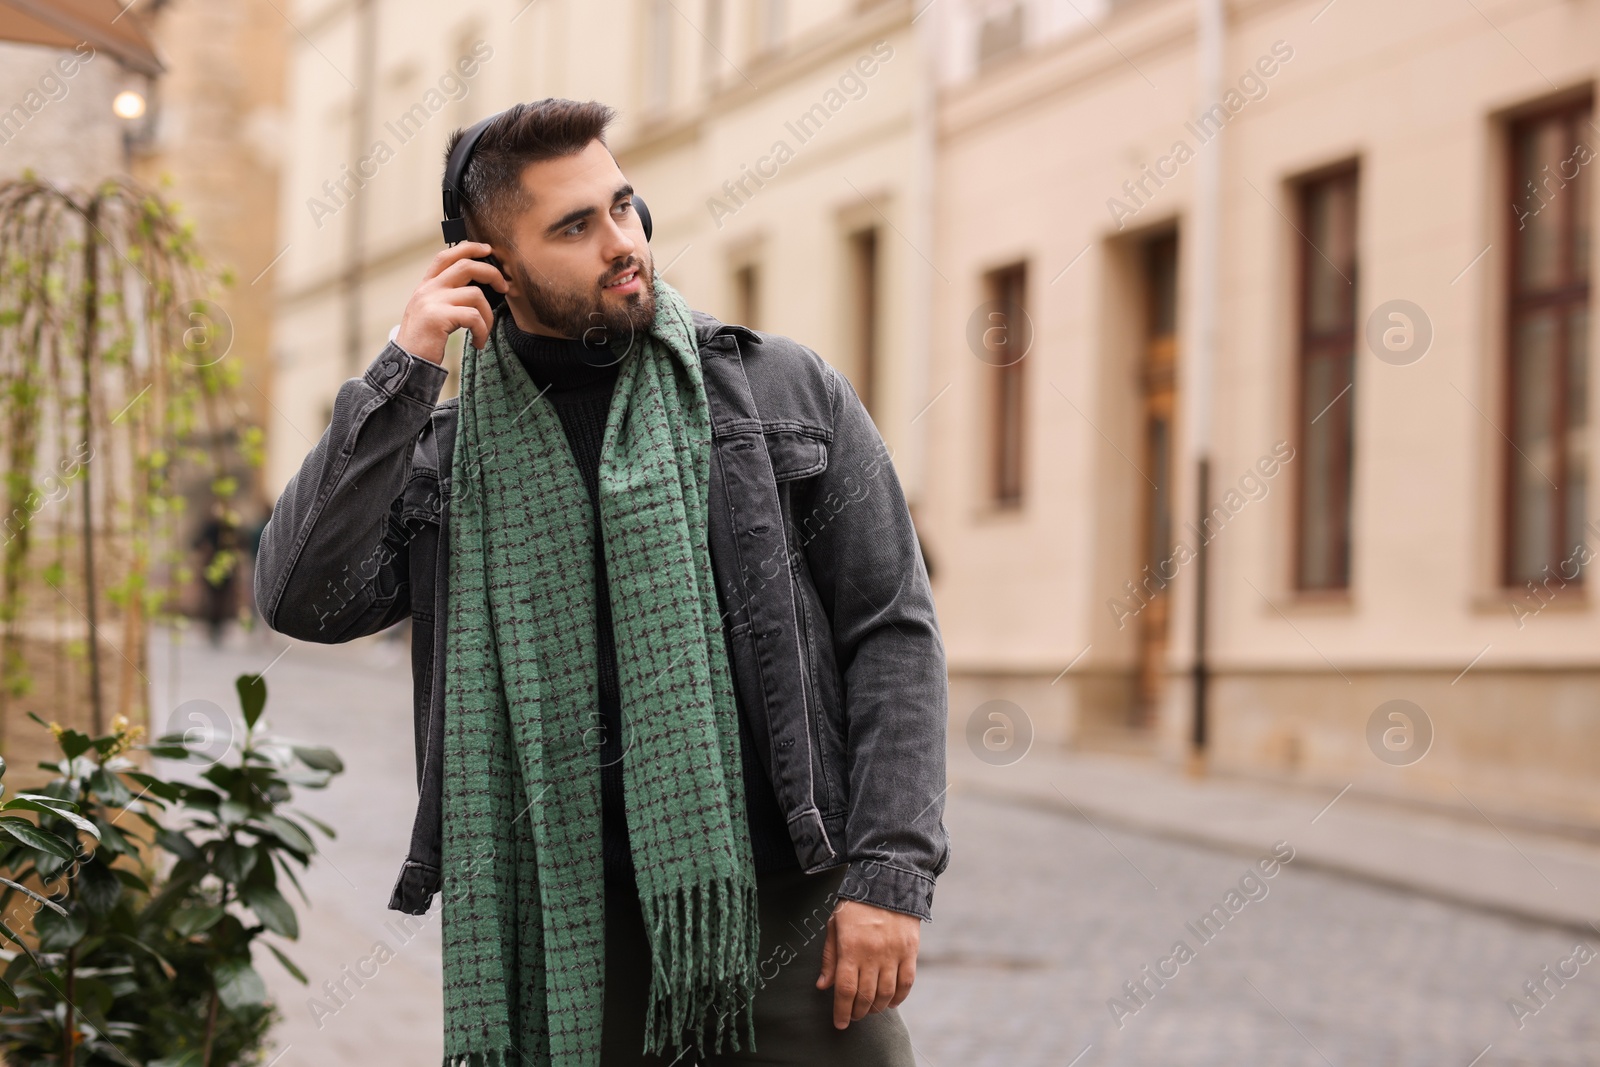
top-left (493, 138), bottom-right (656, 350)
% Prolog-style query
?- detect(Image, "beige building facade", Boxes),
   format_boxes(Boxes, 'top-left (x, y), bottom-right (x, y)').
top-left (927, 0), bottom-right (1600, 829)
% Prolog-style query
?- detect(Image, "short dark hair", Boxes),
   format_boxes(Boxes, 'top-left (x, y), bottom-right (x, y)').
top-left (442, 98), bottom-right (617, 247)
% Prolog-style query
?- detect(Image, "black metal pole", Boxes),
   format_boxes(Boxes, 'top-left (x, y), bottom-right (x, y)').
top-left (1191, 455), bottom-right (1210, 760)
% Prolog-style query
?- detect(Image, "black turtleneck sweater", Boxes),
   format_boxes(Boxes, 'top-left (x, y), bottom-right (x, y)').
top-left (501, 315), bottom-right (799, 896)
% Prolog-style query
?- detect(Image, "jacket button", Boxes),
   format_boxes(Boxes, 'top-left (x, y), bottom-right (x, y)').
top-left (383, 358), bottom-right (400, 378)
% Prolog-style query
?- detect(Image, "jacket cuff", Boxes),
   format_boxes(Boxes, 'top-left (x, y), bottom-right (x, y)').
top-left (387, 859), bottom-right (440, 915)
top-left (362, 341), bottom-right (449, 407)
top-left (834, 857), bottom-right (937, 922)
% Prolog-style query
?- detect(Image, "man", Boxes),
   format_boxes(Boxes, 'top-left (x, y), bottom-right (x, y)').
top-left (254, 98), bottom-right (949, 1066)
top-left (190, 504), bottom-right (238, 647)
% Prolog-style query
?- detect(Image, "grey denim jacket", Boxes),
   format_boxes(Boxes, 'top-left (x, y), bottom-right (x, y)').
top-left (253, 308), bottom-right (951, 921)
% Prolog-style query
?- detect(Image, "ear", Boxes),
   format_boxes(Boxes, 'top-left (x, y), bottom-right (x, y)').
top-left (485, 250), bottom-right (512, 293)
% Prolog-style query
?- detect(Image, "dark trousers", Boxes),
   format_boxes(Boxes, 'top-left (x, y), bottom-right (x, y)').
top-left (600, 865), bottom-right (919, 1066)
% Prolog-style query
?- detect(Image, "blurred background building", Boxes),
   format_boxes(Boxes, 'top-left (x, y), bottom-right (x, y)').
top-left (0, 0), bottom-right (161, 185)
top-left (128, 0), bottom-right (288, 520)
top-left (927, 0), bottom-right (1600, 832)
top-left (252, 0), bottom-right (1600, 835)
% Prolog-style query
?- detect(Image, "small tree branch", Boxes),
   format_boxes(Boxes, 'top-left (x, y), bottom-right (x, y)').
top-left (63, 943), bottom-right (76, 1067)
top-left (200, 986), bottom-right (219, 1067)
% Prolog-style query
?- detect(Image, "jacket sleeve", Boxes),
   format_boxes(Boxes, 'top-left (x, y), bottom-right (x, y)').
top-left (254, 342), bottom-right (449, 642)
top-left (794, 364), bottom-right (951, 921)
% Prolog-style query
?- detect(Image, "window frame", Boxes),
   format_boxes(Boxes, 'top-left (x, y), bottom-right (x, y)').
top-left (1291, 161), bottom-right (1361, 594)
top-left (846, 226), bottom-right (879, 418)
top-left (981, 261), bottom-right (1029, 508)
top-left (1500, 94), bottom-right (1594, 589)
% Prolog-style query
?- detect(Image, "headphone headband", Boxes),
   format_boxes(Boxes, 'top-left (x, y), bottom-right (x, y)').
top-left (441, 112), bottom-right (501, 244)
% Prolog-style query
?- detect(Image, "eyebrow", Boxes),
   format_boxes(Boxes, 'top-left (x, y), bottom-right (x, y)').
top-left (543, 182), bottom-right (635, 238)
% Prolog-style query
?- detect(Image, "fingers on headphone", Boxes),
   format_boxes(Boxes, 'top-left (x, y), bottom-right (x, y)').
top-left (439, 255), bottom-right (509, 293)
top-left (431, 241), bottom-right (492, 274)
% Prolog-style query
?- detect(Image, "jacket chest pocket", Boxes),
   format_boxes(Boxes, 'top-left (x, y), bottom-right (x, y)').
top-left (764, 428), bottom-right (828, 482)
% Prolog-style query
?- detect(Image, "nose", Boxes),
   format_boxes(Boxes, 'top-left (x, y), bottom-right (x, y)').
top-left (602, 210), bottom-right (637, 263)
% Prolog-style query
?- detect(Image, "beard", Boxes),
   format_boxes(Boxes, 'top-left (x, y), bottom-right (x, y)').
top-left (509, 250), bottom-right (656, 363)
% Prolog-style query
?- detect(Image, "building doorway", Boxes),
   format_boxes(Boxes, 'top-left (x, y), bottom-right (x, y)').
top-left (1133, 231), bottom-right (1179, 730)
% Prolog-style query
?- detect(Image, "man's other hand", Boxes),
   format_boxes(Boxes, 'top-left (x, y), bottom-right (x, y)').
top-left (816, 898), bottom-right (921, 1029)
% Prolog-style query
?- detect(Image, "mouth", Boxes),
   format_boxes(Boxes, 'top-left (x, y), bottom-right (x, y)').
top-left (602, 266), bottom-right (642, 295)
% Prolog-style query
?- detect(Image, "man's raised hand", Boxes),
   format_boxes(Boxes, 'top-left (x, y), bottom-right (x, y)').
top-left (394, 241), bottom-right (509, 364)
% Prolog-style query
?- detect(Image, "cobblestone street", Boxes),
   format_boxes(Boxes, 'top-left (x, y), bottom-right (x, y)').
top-left (903, 791), bottom-right (1600, 1067)
top-left (153, 624), bottom-right (1600, 1066)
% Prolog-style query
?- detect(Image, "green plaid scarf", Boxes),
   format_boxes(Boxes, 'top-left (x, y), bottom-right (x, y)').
top-left (440, 276), bottom-right (761, 1066)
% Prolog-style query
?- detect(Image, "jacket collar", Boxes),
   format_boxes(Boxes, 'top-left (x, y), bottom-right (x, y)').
top-left (690, 308), bottom-right (762, 349)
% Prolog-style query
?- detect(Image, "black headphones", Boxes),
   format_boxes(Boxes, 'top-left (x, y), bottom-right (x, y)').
top-left (441, 108), bottom-right (653, 312)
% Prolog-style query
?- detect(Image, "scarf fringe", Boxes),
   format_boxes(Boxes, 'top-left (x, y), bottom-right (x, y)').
top-left (640, 875), bottom-right (762, 1057)
top-left (441, 1052), bottom-right (520, 1067)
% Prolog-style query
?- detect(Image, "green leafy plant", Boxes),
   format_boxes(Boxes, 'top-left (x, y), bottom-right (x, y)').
top-left (0, 754), bottom-right (96, 1013)
top-left (0, 672), bottom-right (344, 1066)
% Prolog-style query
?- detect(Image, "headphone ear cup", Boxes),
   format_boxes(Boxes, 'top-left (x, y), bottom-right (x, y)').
top-left (632, 194), bottom-right (652, 242)
top-left (473, 252), bottom-right (507, 312)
